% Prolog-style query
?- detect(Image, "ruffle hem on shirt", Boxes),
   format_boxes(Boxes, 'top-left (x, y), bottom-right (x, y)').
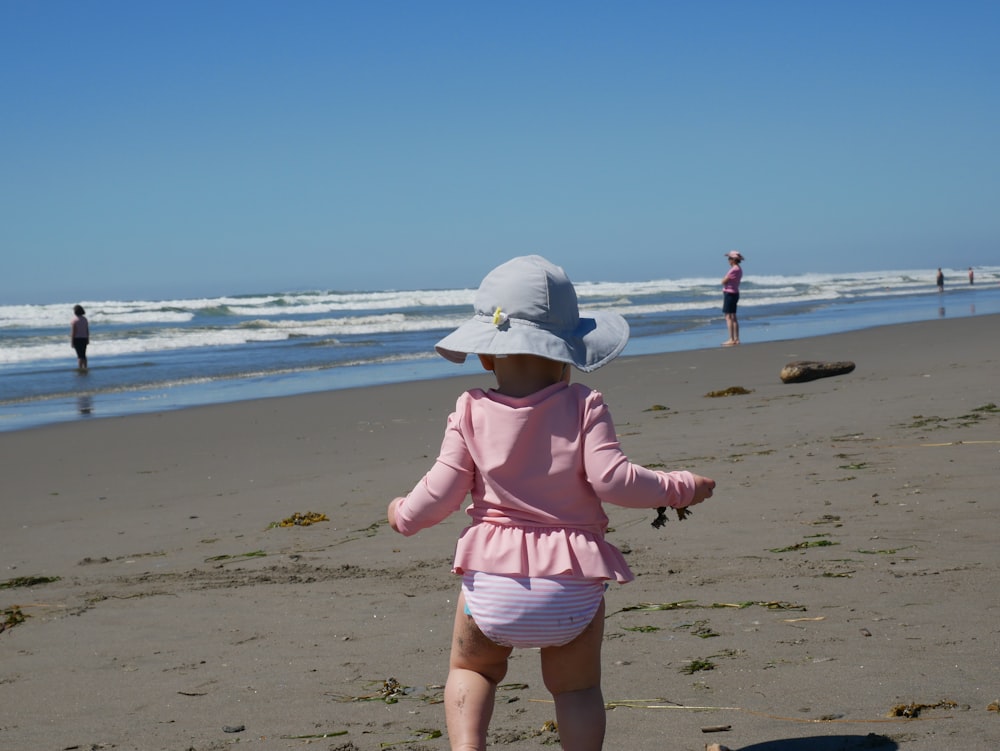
top-left (452, 522), bottom-right (635, 584)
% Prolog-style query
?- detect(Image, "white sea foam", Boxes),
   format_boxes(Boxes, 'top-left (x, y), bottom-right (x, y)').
top-left (0, 312), bottom-right (470, 365)
top-left (2, 266), bottom-right (991, 330)
top-left (2, 267), bottom-right (996, 369)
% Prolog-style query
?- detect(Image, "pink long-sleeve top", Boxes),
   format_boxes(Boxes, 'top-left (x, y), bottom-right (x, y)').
top-left (391, 381), bottom-right (698, 583)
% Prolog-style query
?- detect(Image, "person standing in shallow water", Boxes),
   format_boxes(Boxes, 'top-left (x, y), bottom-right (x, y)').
top-left (722, 250), bottom-right (744, 346)
top-left (936, 268), bottom-right (944, 292)
top-left (71, 304), bottom-right (90, 371)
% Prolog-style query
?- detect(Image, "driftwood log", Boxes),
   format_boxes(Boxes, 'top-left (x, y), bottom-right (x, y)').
top-left (780, 360), bottom-right (855, 384)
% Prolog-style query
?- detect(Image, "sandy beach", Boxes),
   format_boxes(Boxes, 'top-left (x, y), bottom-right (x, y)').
top-left (2, 315), bottom-right (999, 751)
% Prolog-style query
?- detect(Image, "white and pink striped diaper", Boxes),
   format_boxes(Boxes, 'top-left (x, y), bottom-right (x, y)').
top-left (461, 571), bottom-right (605, 648)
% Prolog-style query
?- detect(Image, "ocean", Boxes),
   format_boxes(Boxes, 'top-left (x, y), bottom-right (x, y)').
top-left (3, 265), bottom-right (998, 433)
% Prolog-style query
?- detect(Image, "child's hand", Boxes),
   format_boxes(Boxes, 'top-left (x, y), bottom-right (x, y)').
top-left (688, 474), bottom-right (716, 506)
top-left (387, 498), bottom-right (401, 532)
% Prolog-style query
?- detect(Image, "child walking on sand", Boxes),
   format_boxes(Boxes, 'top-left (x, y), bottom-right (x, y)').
top-left (387, 256), bottom-right (715, 750)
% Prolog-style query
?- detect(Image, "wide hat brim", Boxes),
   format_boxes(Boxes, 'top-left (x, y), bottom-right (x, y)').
top-left (435, 309), bottom-right (629, 373)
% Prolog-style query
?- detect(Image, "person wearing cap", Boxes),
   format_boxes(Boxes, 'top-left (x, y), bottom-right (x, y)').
top-left (722, 250), bottom-right (744, 346)
top-left (387, 255), bottom-right (716, 750)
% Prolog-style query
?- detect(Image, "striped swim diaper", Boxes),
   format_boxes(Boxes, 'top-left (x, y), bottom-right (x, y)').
top-left (461, 571), bottom-right (606, 648)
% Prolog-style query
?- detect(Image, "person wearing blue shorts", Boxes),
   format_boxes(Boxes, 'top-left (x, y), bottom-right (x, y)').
top-left (722, 250), bottom-right (744, 346)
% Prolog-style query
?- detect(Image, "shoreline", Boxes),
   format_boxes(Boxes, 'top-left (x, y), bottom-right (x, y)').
top-left (2, 315), bottom-right (999, 750)
top-left (4, 283), bottom-right (1000, 435)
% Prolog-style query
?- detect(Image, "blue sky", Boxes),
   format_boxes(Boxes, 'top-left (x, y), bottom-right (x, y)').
top-left (3, 0), bottom-right (998, 304)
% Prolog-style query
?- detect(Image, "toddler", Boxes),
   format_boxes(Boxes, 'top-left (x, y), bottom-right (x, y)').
top-left (388, 255), bottom-right (715, 750)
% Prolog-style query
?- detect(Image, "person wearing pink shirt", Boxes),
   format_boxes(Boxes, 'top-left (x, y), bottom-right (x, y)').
top-left (388, 255), bottom-right (716, 751)
top-left (722, 250), bottom-right (744, 346)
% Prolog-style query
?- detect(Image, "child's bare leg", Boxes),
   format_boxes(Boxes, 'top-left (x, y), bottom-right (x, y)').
top-left (540, 598), bottom-right (606, 751)
top-left (445, 593), bottom-right (512, 751)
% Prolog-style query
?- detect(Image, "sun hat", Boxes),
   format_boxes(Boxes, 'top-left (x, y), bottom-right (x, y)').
top-left (435, 255), bottom-right (630, 373)
top-left (725, 250), bottom-right (744, 261)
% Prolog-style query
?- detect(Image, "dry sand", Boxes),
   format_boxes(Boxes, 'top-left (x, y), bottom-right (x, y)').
top-left (2, 315), bottom-right (999, 751)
